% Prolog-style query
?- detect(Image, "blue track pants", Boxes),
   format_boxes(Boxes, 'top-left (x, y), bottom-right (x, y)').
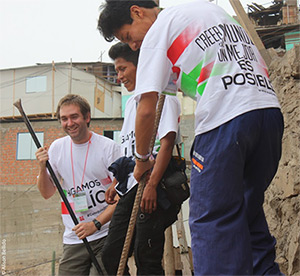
top-left (190, 108), bottom-right (284, 275)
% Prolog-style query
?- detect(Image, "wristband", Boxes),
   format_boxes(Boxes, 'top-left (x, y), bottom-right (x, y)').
top-left (134, 151), bottom-right (151, 162)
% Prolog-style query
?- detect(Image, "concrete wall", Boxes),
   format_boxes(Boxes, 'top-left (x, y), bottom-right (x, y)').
top-left (0, 64), bottom-right (122, 119)
top-left (179, 115), bottom-right (195, 161)
top-left (0, 185), bottom-right (63, 272)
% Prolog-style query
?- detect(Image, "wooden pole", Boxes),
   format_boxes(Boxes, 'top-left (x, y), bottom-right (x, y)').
top-left (51, 251), bottom-right (56, 276)
top-left (229, 0), bottom-right (271, 67)
top-left (13, 69), bottom-right (15, 117)
top-left (176, 208), bottom-right (193, 275)
top-left (176, 209), bottom-right (189, 254)
top-left (68, 58), bottom-right (72, 94)
top-left (52, 61), bottom-right (55, 118)
top-left (164, 226), bottom-right (176, 276)
top-left (117, 94), bottom-right (166, 276)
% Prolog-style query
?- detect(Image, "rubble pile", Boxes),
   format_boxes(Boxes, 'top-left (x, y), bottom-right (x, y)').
top-left (264, 45), bottom-right (300, 276)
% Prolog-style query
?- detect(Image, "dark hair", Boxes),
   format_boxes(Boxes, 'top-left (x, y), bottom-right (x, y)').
top-left (109, 42), bottom-right (140, 66)
top-left (56, 94), bottom-right (91, 127)
top-left (98, 0), bottom-right (158, 42)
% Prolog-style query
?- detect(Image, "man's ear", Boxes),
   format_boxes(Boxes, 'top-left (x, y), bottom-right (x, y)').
top-left (86, 112), bottom-right (91, 124)
top-left (130, 5), bottom-right (144, 20)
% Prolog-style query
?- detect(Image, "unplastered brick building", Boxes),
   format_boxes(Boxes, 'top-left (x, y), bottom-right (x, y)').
top-left (0, 61), bottom-right (196, 273)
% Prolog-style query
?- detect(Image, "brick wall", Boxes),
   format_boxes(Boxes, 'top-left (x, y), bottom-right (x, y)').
top-left (0, 118), bottom-right (123, 186)
top-left (282, 6), bottom-right (299, 24)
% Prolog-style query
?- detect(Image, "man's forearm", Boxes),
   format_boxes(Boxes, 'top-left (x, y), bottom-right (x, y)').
top-left (96, 203), bottom-right (117, 225)
top-left (37, 168), bottom-right (56, 199)
top-left (148, 132), bottom-right (176, 188)
top-left (135, 92), bottom-right (158, 155)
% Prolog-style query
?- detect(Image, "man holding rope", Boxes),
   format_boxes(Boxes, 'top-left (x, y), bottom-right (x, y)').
top-left (35, 94), bottom-right (121, 275)
top-left (98, 0), bottom-right (284, 275)
top-left (101, 42), bottom-right (181, 275)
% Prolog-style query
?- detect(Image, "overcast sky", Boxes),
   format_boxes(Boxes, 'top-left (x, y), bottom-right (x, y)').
top-left (0, 0), bottom-right (274, 70)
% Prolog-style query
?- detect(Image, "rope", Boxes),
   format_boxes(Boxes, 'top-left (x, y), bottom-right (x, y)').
top-left (117, 94), bottom-right (166, 276)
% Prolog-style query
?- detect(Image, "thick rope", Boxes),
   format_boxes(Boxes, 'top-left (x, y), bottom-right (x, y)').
top-left (117, 94), bottom-right (166, 276)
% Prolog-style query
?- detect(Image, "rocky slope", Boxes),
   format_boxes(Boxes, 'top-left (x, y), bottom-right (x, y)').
top-left (265, 45), bottom-right (300, 276)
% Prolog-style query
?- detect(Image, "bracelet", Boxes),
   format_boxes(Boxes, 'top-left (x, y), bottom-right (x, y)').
top-left (134, 151), bottom-right (151, 162)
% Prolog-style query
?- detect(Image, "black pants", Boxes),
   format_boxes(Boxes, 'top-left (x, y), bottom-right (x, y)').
top-left (101, 185), bottom-right (179, 276)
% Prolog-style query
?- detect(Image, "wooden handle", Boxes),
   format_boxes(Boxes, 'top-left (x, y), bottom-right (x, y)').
top-left (117, 94), bottom-right (166, 275)
top-left (13, 99), bottom-right (24, 114)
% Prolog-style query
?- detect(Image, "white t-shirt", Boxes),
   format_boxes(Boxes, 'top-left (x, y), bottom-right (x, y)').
top-left (48, 132), bottom-right (122, 244)
top-left (116, 94), bottom-right (181, 195)
top-left (134, 0), bottom-right (280, 136)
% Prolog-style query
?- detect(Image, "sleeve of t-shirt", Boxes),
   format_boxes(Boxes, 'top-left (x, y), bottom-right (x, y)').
top-left (134, 12), bottom-right (175, 100)
top-left (134, 8), bottom-right (190, 101)
top-left (110, 142), bottom-right (122, 164)
top-left (47, 140), bottom-right (61, 186)
top-left (157, 95), bottom-right (181, 140)
top-left (106, 141), bottom-right (122, 179)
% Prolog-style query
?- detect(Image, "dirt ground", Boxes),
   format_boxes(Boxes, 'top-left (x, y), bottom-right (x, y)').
top-left (7, 261), bottom-right (59, 276)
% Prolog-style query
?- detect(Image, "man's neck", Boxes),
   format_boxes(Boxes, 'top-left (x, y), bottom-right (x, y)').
top-left (71, 131), bottom-right (92, 144)
top-left (142, 6), bottom-right (160, 24)
top-left (152, 7), bottom-right (160, 22)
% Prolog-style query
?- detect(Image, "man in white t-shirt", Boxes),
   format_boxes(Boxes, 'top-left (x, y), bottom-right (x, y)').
top-left (35, 94), bottom-right (122, 275)
top-left (101, 42), bottom-right (181, 275)
top-left (98, 1), bottom-right (284, 275)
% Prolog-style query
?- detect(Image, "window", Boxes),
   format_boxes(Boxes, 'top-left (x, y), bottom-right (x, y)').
top-left (103, 65), bottom-right (118, 84)
top-left (26, 76), bottom-right (47, 93)
top-left (103, 130), bottom-right (121, 144)
top-left (16, 132), bottom-right (44, 160)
